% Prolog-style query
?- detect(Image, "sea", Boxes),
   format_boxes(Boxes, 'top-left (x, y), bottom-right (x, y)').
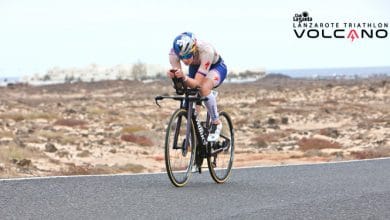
top-left (0, 77), bottom-right (20, 86)
top-left (267, 66), bottom-right (390, 78)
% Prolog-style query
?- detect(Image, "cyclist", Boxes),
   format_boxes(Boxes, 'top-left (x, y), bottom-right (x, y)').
top-left (167, 32), bottom-right (227, 142)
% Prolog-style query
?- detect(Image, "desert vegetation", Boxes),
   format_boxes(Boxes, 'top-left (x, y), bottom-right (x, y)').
top-left (0, 75), bottom-right (389, 178)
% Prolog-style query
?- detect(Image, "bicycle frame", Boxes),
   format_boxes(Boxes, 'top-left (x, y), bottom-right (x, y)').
top-left (155, 89), bottom-right (209, 154)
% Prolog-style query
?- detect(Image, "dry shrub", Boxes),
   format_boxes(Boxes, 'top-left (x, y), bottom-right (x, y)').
top-left (56, 150), bottom-right (71, 158)
top-left (330, 151), bottom-right (344, 159)
top-left (48, 158), bottom-right (61, 165)
top-left (77, 150), bottom-right (92, 157)
top-left (274, 108), bottom-right (309, 115)
top-left (57, 164), bottom-right (111, 176)
top-left (38, 130), bottom-right (63, 140)
top-left (251, 137), bottom-right (268, 148)
top-left (38, 130), bottom-right (81, 145)
top-left (54, 119), bottom-right (87, 127)
top-left (113, 163), bottom-right (146, 173)
top-left (152, 155), bottom-right (164, 162)
top-left (319, 128), bottom-right (340, 138)
top-left (122, 125), bottom-right (147, 133)
top-left (357, 122), bottom-right (373, 129)
top-left (235, 149), bottom-right (256, 154)
top-left (251, 132), bottom-right (288, 148)
top-left (86, 107), bottom-right (106, 115)
top-left (251, 131), bottom-right (289, 148)
top-left (25, 112), bottom-right (57, 120)
top-left (157, 112), bottom-right (171, 119)
top-left (254, 132), bottom-right (288, 143)
top-left (324, 99), bottom-right (339, 104)
top-left (253, 98), bottom-right (287, 107)
top-left (298, 138), bottom-right (342, 151)
top-left (0, 144), bottom-right (38, 161)
top-left (58, 163), bottom-right (147, 176)
top-left (350, 148), bottom-right (390, 160)
top-left (58, 135), bottom-right (80, 145)
top-left (0, 112), bottom-right (57, 122)
top-left (0, 113), bottom-right (25, 122)
top-left (61, 165), bottom-right (93, 175)
top-left (121, 134), bottom-right (154, 146)
top-left (251, 134), bottom-right (271, 148)
top-left (369, 117), bottom-right (390, 124)
top-left (0, 131), bottom-right (14, 138)
top-left (235, 118), bottom-right (249, 127)
top-left (303, 149), bottom-right (329, 158)
top-left (289, 154), bottom-right (303, 159)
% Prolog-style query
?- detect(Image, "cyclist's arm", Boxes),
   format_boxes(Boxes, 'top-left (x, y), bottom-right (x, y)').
top-left (169, 49), bottom-right (181, 70)
top-left (183, 49), bottom-right (214, 88)
top-left (183, 74), bottom-right (202, 89)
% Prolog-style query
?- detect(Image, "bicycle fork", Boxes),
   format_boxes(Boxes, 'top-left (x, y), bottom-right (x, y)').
top-left (183, 105), bottom-right (194, 156)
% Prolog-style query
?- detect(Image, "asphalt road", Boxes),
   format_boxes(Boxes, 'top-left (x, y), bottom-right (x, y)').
top-left (1, 158), bottom-right (390, 219)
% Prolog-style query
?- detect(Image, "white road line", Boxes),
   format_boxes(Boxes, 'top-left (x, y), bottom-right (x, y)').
top-left (1, 157), bottom-right (390, 182)
top-left (0, 170), bottom-right (167, 182)
top-left (233, 156), bottom-right (390, 170)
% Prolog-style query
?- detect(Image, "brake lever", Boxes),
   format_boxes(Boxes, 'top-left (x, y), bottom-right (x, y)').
top-left (155, 96), bottom-right (163, 108)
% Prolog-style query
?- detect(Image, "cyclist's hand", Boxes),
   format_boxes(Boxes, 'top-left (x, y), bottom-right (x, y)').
top-left (166, 68), bottom-right (177, 79)
top-left (174, 69), bottom-right (184, 79)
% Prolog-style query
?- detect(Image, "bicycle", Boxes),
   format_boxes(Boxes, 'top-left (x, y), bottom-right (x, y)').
top-left (155, 77), bottom-right (234, 187)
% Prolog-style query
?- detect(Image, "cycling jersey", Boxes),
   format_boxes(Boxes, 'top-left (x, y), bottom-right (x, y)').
top-left (169, 40), bottom-right (227, 87)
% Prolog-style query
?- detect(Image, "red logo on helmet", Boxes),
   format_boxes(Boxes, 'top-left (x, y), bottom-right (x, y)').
top-left (347, 29), bottom-right (359, 42)
top-left (204, 61), bottom-right (211, 70)
top-left (213, 75), bottom-right (219, 82)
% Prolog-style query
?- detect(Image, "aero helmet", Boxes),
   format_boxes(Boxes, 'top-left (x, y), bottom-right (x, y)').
top-left (173, 32), bottom-right (197, 59)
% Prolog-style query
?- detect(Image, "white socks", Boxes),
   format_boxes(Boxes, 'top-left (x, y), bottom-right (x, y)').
top-left (204, 92), bottom-right (219, 122)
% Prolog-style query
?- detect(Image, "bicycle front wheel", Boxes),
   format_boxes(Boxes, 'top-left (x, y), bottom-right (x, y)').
top-left (207, 111), bottom-right (234, 183)
top-left (165, 109), bottom-right (196, 187)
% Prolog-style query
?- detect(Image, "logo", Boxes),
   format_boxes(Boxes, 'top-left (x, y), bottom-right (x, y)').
top-left (195, 117), bottom-right (206, 144)
top-left (293, 11), bottom-right (313, 23)
top-left (176, 36), bottom-right (191, 47)
top-left (204, 61), bottom-right (211, 70)
top-left (292, 11), bottom-right (389, 42)
top-left (347, 29), bottom-right (359, 42)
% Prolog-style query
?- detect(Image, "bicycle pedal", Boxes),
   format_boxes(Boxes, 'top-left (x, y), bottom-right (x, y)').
top-left (191, 166), bottom-right (200, 173)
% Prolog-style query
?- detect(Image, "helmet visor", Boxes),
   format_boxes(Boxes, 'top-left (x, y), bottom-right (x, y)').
top-left (180, 53), bottom-right (193, 60)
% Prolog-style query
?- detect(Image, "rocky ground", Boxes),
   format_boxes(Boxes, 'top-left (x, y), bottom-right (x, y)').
top-left (0, 75), bottom-right (389, 178)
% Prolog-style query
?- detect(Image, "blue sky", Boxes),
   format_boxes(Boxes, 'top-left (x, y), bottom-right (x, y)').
top-left (0, 0), bottom-right (389, 77)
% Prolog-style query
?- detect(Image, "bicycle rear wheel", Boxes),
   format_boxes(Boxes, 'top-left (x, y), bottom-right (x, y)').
top-left (207, 111), bottom-right (234, 183)
top-left (165, 109), bottom-right (196, 187)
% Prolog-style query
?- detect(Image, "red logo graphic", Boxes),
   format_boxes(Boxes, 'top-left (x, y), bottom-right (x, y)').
top-left (204, 61), bottom-right (211, 70)
top-left (213, 75), bottom-right (219, 82)
top-left (347, 29), bottom-right (359, 42)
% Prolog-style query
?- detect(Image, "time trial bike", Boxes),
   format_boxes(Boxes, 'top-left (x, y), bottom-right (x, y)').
top-left (155, 77), bottom-right (234, 187)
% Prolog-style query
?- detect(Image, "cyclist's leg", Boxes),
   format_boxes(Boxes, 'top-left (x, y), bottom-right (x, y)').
top-left (181, 64), bottom-right (200, 109)
top-left (207, 59), bottom-right (228, 88)
top-left (188, 64), bottom-right (199, 79)
top-left (203, 59), bottom-right (227, 123)
top-left (200, 78), bottom-right (220, 142)
top-left (199, 79), bottom-right (217, 119)
top-left (203, 60), bottom-right (227, 141)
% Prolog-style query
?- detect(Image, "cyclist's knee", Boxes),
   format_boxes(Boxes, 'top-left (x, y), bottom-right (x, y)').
top-left (199, 80), bottom-right (213, 97)
top-left (199, 86), bottom-right (210, 97)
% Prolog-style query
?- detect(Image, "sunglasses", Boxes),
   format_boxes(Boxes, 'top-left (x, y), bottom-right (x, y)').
top-left (180, 53), bottom-right (193, 60)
